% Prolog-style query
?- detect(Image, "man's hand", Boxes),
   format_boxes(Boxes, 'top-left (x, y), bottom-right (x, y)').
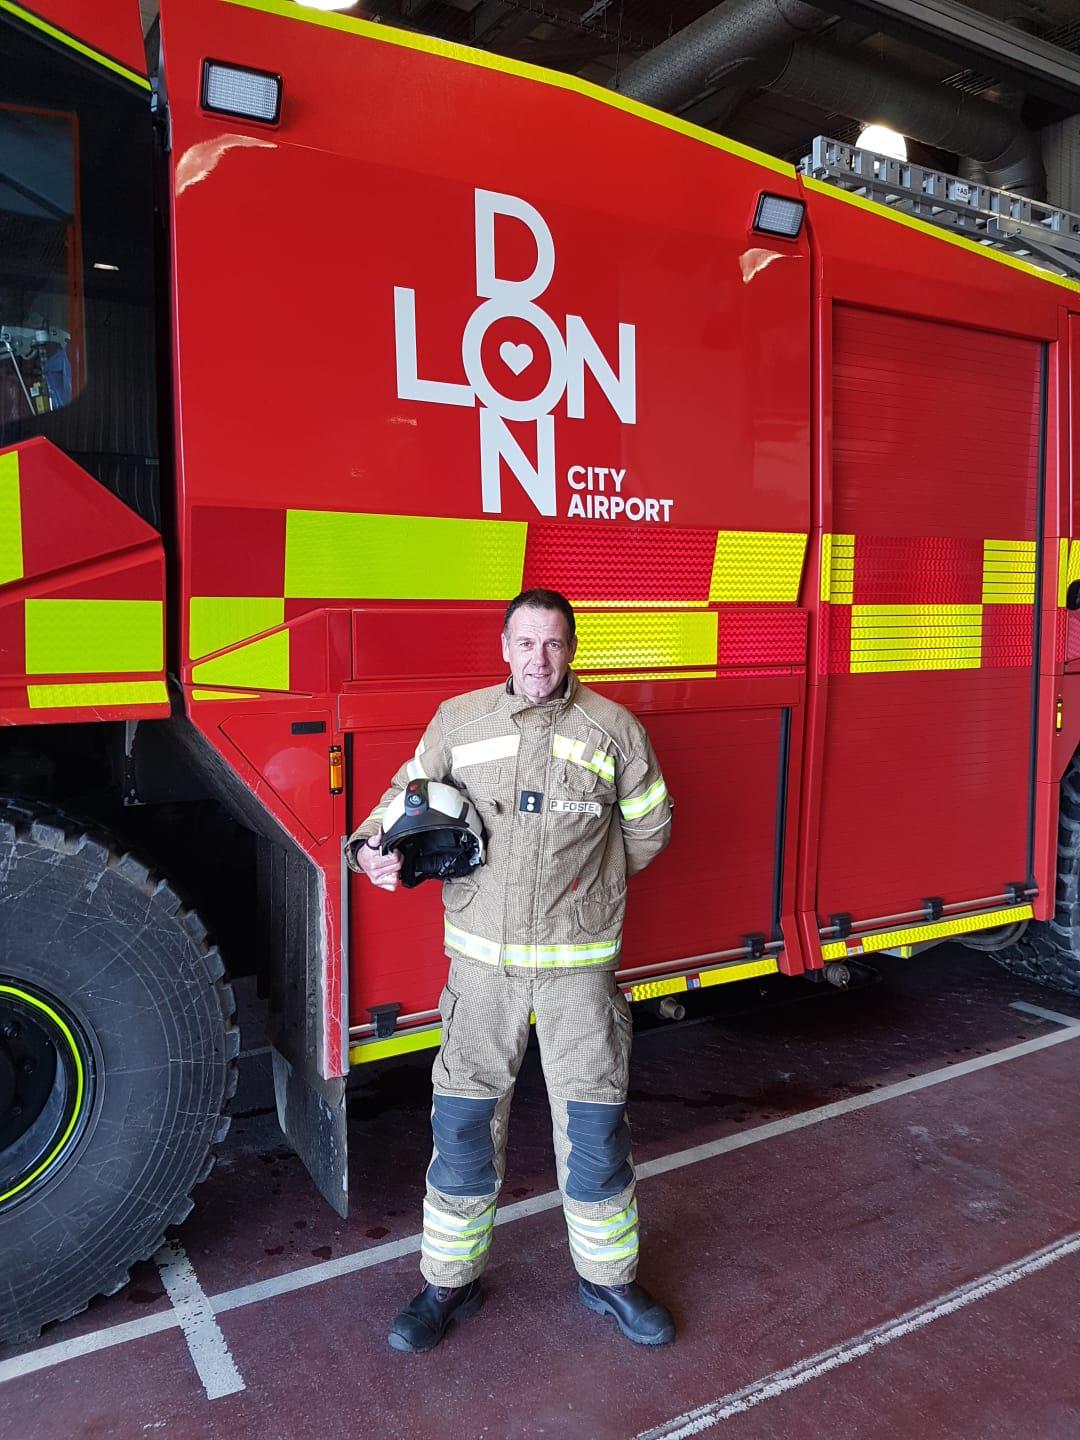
top-left (347, 830), bottom-right (404, 891)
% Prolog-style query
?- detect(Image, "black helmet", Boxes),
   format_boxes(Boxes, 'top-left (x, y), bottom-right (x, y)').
top-left (378, 779), bottom-right (486, 888)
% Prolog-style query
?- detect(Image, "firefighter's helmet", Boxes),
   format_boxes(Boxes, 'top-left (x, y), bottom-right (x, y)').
top-left (377, 778), bottom-right (486, 888)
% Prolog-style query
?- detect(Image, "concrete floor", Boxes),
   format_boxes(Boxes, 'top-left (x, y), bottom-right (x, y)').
top-left (3, 946), bottom-right (1080, 1439)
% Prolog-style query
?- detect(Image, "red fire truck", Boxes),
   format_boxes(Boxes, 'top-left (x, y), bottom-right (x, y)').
top-left (3, 0), bottom-right (1080, 1343)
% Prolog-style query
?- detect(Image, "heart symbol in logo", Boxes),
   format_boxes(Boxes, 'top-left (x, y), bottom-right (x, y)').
top-left (499, 342), bottom-right (533, 376)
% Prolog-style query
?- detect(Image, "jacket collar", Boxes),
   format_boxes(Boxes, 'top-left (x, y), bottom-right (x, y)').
top-left (505, 671), bottom-right (578, 716)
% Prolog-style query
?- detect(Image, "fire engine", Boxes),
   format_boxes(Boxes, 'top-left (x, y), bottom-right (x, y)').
top-left (3, 0), bottom-right (1080, 1343)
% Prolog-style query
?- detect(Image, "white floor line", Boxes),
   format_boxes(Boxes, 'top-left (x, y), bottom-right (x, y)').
top-left (0, 1311), bottom-right (180, 1385)
top-left (634, 1020), bottom-right (1080, 1182)
top-left (632, 1230), bottom-right (1080, 1439)
top-left (1010, 999), bottom-right (1080, 1028)
top-left (154, 1240), bottom-right (246, 1400)
top-left (3, 1021), bottom-right (1078, 1388)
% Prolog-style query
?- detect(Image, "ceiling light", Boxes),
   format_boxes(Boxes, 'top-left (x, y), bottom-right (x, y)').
top-left (856, 124), bottom-right (908, 162)
top-left (93, 262), bottom-right (119, 271)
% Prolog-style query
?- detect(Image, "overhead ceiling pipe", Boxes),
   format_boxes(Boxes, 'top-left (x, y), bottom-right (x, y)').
top-left (614, 0), bottom-right (1044, 197)
top-left (614, 0), bottom-right (833, 113)
top-left (768, 37), bottom-right (1044, 194)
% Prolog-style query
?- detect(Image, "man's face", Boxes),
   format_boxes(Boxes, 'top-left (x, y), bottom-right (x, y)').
top-left (501, 606), bottom-right (577, 705)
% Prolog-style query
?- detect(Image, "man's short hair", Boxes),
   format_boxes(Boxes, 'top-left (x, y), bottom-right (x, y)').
top-left (503, 588), bottom-right (576, 639)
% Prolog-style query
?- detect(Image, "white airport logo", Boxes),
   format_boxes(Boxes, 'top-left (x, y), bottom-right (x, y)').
top-left (393, 189), bottom-right (672, 523)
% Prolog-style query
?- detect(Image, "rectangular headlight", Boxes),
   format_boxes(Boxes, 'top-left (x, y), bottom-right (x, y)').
top-left (201, 60), bottom-right (282, 124)
top-left (753, 193), bottom-right (806, 238)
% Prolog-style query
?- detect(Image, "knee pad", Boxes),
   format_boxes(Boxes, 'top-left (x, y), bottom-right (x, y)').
top-left (427, 1094), bottom-right (498, 1196)
top-left (565, 1100), bottom-right (633, 1203)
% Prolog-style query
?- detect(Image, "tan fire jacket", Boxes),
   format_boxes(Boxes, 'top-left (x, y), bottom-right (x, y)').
top-left (350, 673), bottom-right (672, 971)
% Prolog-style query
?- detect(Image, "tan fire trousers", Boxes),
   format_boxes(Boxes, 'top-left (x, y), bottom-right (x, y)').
top-left (420, 956), bottom-right (639, 1288)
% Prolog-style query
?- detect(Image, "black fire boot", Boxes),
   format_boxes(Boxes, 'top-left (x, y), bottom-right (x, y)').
top-left (387, 1280), bottom-right (484, 1353)
top-left (578, 1279), bottom-right (676, 1346)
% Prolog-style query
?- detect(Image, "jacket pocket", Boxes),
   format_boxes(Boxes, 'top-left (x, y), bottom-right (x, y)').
top-left (559, 760), bottom-right (616, 805)
top-left (442, 878), bottom-right (480, 914)
top-left (574, 883), bottom-right (626, 936)
top-left (452, 763), bottom-right (505, 835)
top-left (451, 761), bottom-right (502, 802)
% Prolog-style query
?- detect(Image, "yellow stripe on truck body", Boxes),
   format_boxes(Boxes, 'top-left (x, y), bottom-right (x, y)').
top-left (191, 631), bottom-right (290, 690)
top-left (982, 539), bottom-right (1036, 604)
top-left (25, 599), bottom-right (163, 676)
top-left (820, 533), bottom-right (855, 603)
top-left (349, 956), bottom-right (781, 1062)
top-left (188, 596), bottom-right (290, 692)
top-left (575, 611), bottom-right (717, 671)
top-left (709, 529), bottom-right (806, 603)
top-left (1058, 538), bottom-right (1080, 608)
top-left (0, 450), bottom-right (23, 586)
top-left (189, 596), bottom-right (285, 659)
top-left (284, 509), bottom-right (527, 600)
top-left (27, 680), bottom-right (169, 709)
top-left (849, 603), bottom-right (982, 673)
top-left (0, 0), bottom-right (151, 89)
top-left (821, 905), bottom-right (1033, 960)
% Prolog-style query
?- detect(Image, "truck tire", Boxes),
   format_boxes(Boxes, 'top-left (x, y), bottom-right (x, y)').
top-left (0, 800), bottom-right (238, 1342)
top-left (957, 919), bottom-right (1029, 953)
top-left (990, 756), bottom-right (1080, 996)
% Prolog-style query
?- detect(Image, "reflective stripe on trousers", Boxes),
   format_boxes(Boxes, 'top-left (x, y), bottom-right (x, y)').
top-left (420, 958), bottom-right (638, 1287)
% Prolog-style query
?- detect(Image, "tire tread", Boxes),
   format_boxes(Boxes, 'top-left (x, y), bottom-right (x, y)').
top-left (994, 753), bottom-right (1080, 997)
top-left (0, 797), bottom-right (239, 1341)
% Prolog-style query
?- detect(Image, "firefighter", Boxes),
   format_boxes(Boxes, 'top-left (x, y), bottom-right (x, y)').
top-left (347, 588), bottom-right (674, 1352)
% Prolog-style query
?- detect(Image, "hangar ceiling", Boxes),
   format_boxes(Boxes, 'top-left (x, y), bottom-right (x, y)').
top-left (143, 0), bottom-right (1080, 190)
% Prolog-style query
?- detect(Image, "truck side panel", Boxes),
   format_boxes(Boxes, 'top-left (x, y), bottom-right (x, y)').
top-left (0, 0), bottom-right (149, 87)
top-left (0, 439), bottom-right (169, 723)
top-left (800, 180), bottom-right (1075, 958)
top-left (818, 308), bottom-right (1042, 921)
top-left (161, 0), bottom-right (813, 1044)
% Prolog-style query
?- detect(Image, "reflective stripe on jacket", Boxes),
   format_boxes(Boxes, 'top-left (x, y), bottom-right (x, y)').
top-left (350, 673), bottom-right (672, 971)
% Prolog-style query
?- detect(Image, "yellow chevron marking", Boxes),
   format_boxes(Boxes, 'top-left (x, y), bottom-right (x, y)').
top-left (821, 905), bottom-right (1033, 960)
top-left (575, 611), bottom-right (717, 671)
top-left (982, 539), bottom-right (1036, 605)
top-left (821, 533), bottom-right (855, 604)
top-left (710, 530), bottom-right (807, 604)
top-left (849, 603), bottom-right (982, 673)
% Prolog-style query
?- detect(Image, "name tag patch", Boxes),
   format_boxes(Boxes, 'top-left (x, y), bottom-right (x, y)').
top-left (550, 798), bottom-right (602, 818)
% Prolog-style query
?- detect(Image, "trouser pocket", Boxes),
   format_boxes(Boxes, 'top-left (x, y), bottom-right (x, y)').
top-left (535, 971), bottom-right (632, 1103)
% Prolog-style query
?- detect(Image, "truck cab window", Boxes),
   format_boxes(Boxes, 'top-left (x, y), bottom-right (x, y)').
top-left (0, 106), bottom-right (80, 421)
top-left (0, 18), bottom-right (158, 526)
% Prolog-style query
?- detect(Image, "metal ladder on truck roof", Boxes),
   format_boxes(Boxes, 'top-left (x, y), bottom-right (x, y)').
top-left (800, 135), bottom-right (1080, 282)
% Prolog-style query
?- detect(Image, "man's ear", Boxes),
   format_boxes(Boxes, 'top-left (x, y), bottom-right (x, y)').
top-left (568, 633), bottom-right (578, 664)
top-left (500, 630), bottom-right (510, 663)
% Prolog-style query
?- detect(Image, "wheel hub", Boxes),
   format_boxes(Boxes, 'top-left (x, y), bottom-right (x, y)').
top-left (0, 982), bottom-right (91, 1211)
top-left (0, 1038), bottom-right (14, 1116)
